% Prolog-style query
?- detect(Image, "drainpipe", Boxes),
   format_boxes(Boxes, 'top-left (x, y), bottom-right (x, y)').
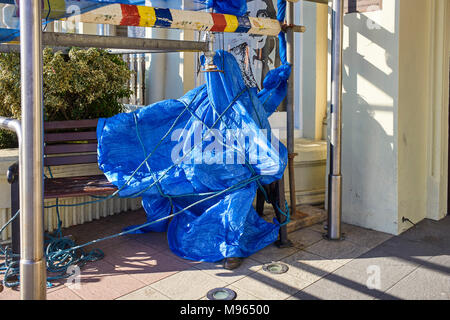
top-left (286, 0), bottom-right (297, 215)
top-left (327, 0), bottom-right (344, 240)
top-left (19, 0), bottom-right (46, 299)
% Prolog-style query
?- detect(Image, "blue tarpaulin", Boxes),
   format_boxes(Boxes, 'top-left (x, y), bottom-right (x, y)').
top-left (97, 50), bottom-right (290, 262)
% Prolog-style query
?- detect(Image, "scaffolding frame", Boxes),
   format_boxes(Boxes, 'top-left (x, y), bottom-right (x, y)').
top-left (0, 0), bottom-right (343, 299)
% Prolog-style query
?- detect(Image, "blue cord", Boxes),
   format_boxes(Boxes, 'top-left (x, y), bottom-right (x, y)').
top-left (275, 200), bottom-right (291, 227)
top-left (1, 39), bottom-right (290, 289)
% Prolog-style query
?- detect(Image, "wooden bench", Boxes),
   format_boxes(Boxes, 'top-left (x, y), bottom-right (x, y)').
top-left (7, 119), bottom-right (118, 257)
top-left (43, 119), bottom-right (117, 199)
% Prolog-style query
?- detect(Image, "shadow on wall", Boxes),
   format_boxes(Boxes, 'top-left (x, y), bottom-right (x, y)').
top-left (343, 94), bottom-right (396, 227)
top-left (328, 6), bottom-right (399, 233)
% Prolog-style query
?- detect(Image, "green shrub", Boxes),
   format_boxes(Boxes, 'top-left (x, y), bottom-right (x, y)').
top-left (0, 47), bottom-right (133, 149)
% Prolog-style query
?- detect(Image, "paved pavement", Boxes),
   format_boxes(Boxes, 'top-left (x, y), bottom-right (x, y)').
top-left (1, 209), bottom-right (449, 300)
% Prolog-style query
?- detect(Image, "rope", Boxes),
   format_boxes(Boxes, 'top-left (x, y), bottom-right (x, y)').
top-left (275, 200), bottom-right (291, 227)
top-left (1, 44), bottom-right (290, 289)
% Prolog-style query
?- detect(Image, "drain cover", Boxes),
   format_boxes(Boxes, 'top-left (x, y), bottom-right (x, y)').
top-left (263, 262), bottom-right (289, 274)
top-left (206, 288), bottom-right (236, 300)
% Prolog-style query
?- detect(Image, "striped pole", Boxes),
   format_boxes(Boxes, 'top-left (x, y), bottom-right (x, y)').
top-left (66, 4), bottom-right (305, 36)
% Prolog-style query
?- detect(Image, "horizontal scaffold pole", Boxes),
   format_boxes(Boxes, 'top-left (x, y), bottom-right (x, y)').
top-left (0, 34), bottom-right (208, 53)
top-left (65, 4), bottom-right (305, 36)
top-left (41, 32), bottom-right (209, 52)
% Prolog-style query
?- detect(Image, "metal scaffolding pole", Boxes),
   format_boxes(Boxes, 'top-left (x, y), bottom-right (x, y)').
top-left (19, 0), bottom-right (46, 299)
top-left (327, 0), bottom-right (344, 240)
top-left (0, 118), bottom-right (21, 144)
top-left (41, 33), bottom-right (209, 52)
top-left (286, 0), bottom-right (297, 215)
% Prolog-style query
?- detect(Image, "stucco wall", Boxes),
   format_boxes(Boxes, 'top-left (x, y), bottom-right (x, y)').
top-left (397, 0), bottom-right (431, 233)
top-left (333, 0), bottom-right (449, 235)
top-left (339, 0), bottom-right (400, 234)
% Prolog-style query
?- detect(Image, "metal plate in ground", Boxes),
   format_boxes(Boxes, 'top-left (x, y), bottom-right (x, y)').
top-left (263, 262), bottom-right (289, 274)
top-left (206, 288), bottom-right (237, 300)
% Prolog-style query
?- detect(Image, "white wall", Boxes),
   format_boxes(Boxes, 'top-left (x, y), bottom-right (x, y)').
top-left (333, 0), bottom-right (450, 235)
top-left (337, 0), bottom-right (400, 234)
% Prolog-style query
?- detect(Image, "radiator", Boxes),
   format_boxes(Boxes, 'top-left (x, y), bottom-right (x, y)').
top-left (0, 196), bottom-right (142, 241)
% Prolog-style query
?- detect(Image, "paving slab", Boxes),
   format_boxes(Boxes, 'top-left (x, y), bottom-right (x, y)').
top-left (292, 265), bottom-right (382, 300)
top-left (288, 228), bottom-right (324, 249)
top-left (399, 218), bottom-right (450, 250)
top-left (117, 285), bottom-right (171, 300)
top-left (225, 284), bottom-right (261, 300)
top-left (0, 286), bottom-right (20, 300)
top-left (101, 239), bottom-right (160, 266)
top-left (231, 267), bottom-right (311, 300)
top-left (193, 257), bottom-right (262, 284)
top-left (341, 225), bottom-right (393, 249)
top-left (304, 238), bottom-right (371, 261)
top-left (123, 251), bottom-right (192, 285)
top-left (288, 282), bottom-right (354, 300)
top-left (250, 243), bottom-right (299, 264)
top-left (306, 221), bottom-right (327, 234)
top-left (125, 230), bottom-right (171, 253)
top-left (150, 267), bottom-right (228, 300)
top-left (343, 247), bottom-right (420, 292)
top-left (46, 287), bottom-right (83, 300)
top-left (281, 250), bottom-right (349, 283)
top-left (381, 254), bottom-right (450, 300)
top-left (67, 259), bottom-right (146, 300)
top-left (374, 236), bottom-right (442, 263)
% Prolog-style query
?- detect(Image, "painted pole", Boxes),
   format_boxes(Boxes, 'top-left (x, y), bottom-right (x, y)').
top-left (69, 4), bottom-right (304, 36)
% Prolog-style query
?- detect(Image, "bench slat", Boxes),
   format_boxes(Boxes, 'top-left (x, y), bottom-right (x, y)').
top-left (42, 119), bottom-right (114, 198)
top-left (44, 119), bottom-right (99, 131)
top-left (44, 131), bottom-right (98, 143)
top-left (44, 143), bottom-right (98, 155)
top-left (44, 175), bottom-right (117, 199)
top-left (44, 154), bottom-right (98, 166)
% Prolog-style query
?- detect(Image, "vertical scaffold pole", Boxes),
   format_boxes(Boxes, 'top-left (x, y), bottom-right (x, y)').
top-left (19, 0), bottom-right (47, 299)
top-left (286, 0), bottom-right (297, 215)
top-left (327, 0), bottom-right (344, 240)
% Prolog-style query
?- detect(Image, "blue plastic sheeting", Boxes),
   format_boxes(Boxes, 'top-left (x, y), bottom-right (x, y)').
top-left (198, 0), bottom-right (247, 16)
top-left (97, 50), bottom-right (289, 262)
top-left (277, 0), bottom-right (288, 65)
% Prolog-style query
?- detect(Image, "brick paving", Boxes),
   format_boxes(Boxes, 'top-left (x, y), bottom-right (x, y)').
top-left (1, 209), bottom-right (449, 300)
